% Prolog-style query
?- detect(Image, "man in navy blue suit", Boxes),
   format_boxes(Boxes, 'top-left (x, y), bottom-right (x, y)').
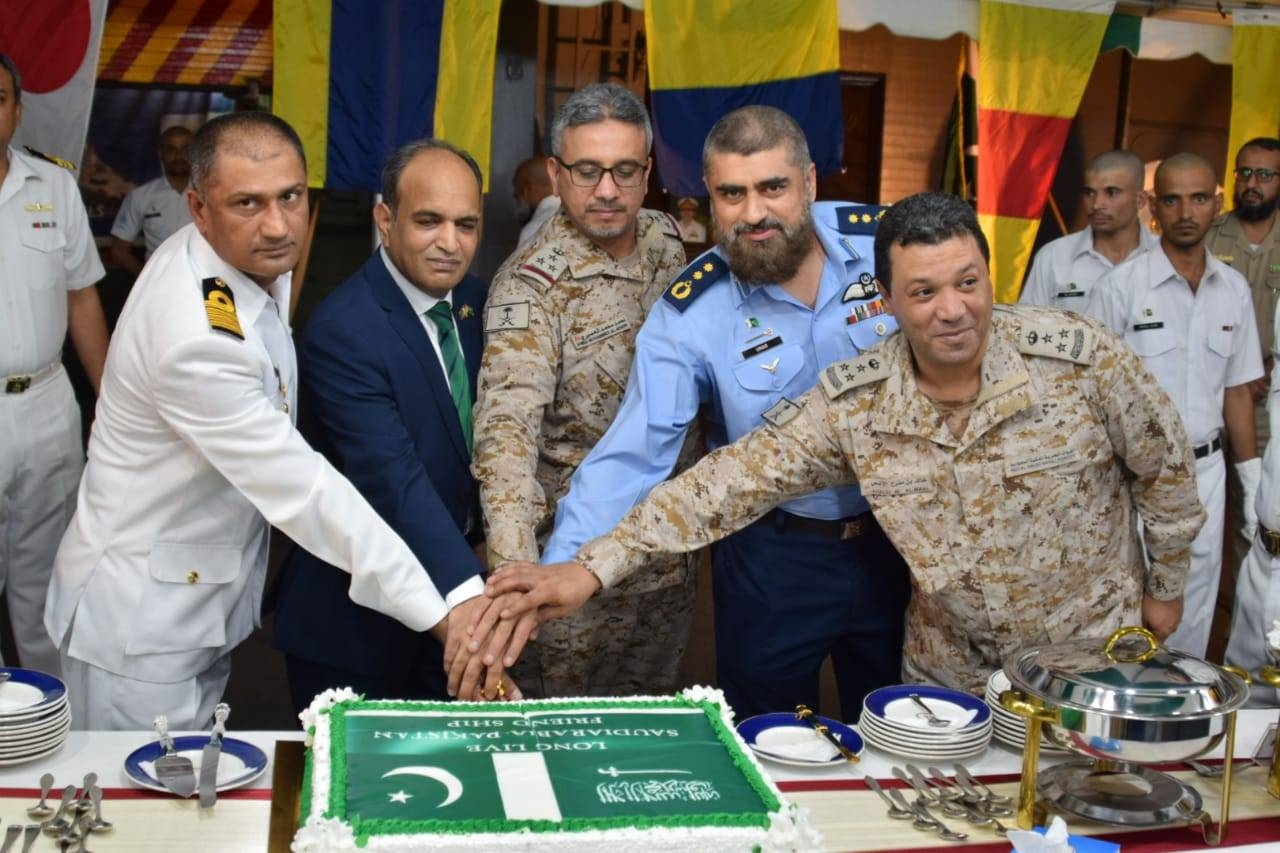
top-left (272, 139), bottom-right (509, 711)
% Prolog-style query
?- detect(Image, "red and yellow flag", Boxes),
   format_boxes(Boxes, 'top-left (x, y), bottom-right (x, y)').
top-left (977, 0), bottom-right (1114, 302)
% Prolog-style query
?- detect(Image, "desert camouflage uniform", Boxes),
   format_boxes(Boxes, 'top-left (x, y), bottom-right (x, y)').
top-left (576, 305), bottom-right (1204, 695)
top-left (473, 208), bottom-right (696, 696)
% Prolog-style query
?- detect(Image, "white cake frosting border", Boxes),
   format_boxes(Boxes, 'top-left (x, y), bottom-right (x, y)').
top-left (292, 686), bottom-right (822, 852)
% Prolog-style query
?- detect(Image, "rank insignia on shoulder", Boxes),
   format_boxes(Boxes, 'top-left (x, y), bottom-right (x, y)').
top-left (1018, 323), bottom-right (1095, 365)
top-left (202, 277), bottom-right (244, 341)
top-left (820, 353), bottom-right (890, 399)
top-left (23, 146), bottom-right (76, 171)
top-left (663, 251), bottom-right (728, 312)
top-left (835, 204), bottom-right (889, 235)
top-left (761, 397), bottom-right (803, 428)
top-left (486, 301), bottom-right (531, 332)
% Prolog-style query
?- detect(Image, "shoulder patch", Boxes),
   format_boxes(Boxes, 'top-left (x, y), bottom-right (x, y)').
top-left (835, 204), bottom-right (889, 235)
top-left (485, 301), bottom-right (531, 332)
top-left (820, 353), bottom-right (891, 399)
top-left (515, 246), bottom-right (569, 292)
top-left (1016, 321), bottom-right (1096, 365)
top-left (761, 397), bottom-right (804, 428)
top-left (202, 277), bottom-right (244, 340)
top-left (663, 252), bottom-right (728, 312)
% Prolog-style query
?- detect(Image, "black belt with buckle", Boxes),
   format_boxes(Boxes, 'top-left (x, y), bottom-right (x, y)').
top-left (770, 509), bottom-right (875, 540)
top-left (1260, 525), bottom-right (1280, 557)
top-left (1193, 436), bottom-right (1222, 459)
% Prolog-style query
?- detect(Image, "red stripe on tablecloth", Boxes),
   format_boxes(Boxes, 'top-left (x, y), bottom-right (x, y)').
top-left (0, 787), bottom-right (273, 800)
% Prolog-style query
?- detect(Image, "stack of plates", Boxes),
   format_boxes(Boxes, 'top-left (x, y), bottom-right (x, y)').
top-left (985, 669), bottom-right (1069, 754)
top-left (0, 668), bottom-right (70, 766)
top-left (858, 684), bottom-right (992, 760)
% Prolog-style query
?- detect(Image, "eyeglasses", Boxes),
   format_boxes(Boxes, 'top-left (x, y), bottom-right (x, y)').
top-left (554, 157), bottom-right (648, 188)
top-left (1234, 167), bottom-right (1277, 183)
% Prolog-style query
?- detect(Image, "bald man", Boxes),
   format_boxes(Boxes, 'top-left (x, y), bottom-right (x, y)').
top-left (513, 156), bottom-right (558, 248)
top-left (1089, 152), bottom-right (1262, 657)
top-left (1020, 149), bottom-right (1157, 314)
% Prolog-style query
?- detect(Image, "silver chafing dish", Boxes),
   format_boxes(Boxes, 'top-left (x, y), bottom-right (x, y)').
top-left (999, 626), bottom-right (1250, 845)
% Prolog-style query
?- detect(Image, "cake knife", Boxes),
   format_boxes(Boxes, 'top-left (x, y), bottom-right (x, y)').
top-left (198, 703), bottom-right (230, 808)
top-left (795, 705), bottom-right (859, 764)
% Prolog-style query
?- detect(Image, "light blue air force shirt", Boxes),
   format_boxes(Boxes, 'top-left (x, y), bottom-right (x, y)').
top-left (543, 201), bottom-right (898, 563)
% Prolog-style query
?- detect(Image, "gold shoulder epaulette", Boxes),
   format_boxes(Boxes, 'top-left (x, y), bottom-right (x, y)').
top-left (23, 145), bottom-right (75, 171)
top-left (202, 277), bottom-right (244, 340)
top-left (820, 352), bottom-right (890, 399)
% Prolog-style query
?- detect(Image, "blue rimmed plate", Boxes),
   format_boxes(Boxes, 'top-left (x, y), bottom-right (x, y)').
top-left (863, 684), bottom-right (990, 734)
top-left (125, 736), bottom-right (267, 794)
top-left (0, 668), bottom-right (66, 717)
top-left (737, 712), bottom-right (864, 767)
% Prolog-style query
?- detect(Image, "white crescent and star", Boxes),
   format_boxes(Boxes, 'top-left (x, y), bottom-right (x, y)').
top-left (382, 766), bottom-right (464, 808)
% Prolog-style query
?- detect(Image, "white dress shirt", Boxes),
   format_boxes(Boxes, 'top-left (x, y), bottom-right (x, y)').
top-left (1020, 225), bottom-right (1160, 316)
top-left (1088, 245), bottom-right (1263, 445)
top-left (0, 146), bottom-right (104, 376)
top-left (110, 175), bottom-right (192, 257)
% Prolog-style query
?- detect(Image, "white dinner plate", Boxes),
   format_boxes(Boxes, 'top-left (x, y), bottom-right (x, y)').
top-left (125, 736), bottom-right (268, 794)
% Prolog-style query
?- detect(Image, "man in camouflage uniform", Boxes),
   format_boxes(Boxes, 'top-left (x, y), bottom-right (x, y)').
top-left (482, 192), bottom-right (1204, 695)
top-left (470, 83), bottom-right (695, 697)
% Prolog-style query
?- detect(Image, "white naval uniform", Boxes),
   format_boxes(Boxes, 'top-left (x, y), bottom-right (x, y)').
top-left (109, 175), bottom-right (192, 258)
top-left (1, 145), bottom-right (104, 677)
top-left (1089, 246), bottom-right (1263, 657)
top-left (47, 224), bottom-right (456, 730)
top-left (1226, 325), bottom-right (1280, 706)
top-left (1019, 225), bottom-right (1160, 316)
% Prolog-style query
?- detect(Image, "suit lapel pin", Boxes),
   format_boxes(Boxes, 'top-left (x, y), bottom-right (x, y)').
top-left (458, 304), bottom-right (474, 319)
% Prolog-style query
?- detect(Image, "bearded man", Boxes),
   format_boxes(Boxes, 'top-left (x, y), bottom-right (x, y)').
top-left (513, 105), bottom-right (912, 718)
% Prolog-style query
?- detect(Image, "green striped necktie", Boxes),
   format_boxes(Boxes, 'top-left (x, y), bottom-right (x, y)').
top-left (426, 301), bottom-right (473, 454)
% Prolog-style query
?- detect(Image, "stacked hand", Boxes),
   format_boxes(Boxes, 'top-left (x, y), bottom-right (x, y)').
top-left (444, 561), bottom-right (602, 700)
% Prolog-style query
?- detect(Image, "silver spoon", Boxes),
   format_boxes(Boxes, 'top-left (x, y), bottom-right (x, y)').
top-left (863, 776), bottom-right (913, 820)
top-left (20, 825), bottom-right (40, 853)
top-left (1186, 758), bottom-right (1225, 777)
top-left (74, 774), bottom-right (97, 816)
top-left (27, 773), bottom-right (55, 817)
top-left (955, 763), bottom-right (1016, 806)
top-left (0, 825), bottom-right (20, 853)
top-left (909, 692), bottom-right (951, 727)
top-left (41, 785), bottom-right (77, 835)
top-left (885, 786), bottom-right (939, 833)
top-left (896, 766), bottom-right (968, 818)
top-left (926, 766), bottom-right (977, 804)
top-left (909, 798), bottom-right (970, 842)
top-left (86, 788), bottom-right (112, 833)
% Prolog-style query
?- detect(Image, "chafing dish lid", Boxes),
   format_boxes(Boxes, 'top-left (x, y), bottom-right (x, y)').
top-left (1005, 627), bottom-right (1249, 719)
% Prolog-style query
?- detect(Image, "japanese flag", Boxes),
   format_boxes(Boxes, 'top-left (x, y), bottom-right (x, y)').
top-left (0, 0), bottom-right (109, 168)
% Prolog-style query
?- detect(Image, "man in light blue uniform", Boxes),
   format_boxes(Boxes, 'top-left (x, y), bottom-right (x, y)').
top-left (542, 106), bottom-right (910, 717)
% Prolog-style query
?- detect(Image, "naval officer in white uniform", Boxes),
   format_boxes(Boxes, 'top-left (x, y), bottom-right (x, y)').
top-left (46, 112), bottom-right (482, 730)
top-left (0, 53), bottom-right (109, 678)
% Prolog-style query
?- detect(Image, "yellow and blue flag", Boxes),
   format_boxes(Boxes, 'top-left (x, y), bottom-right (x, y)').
top-left (644, 0), bottom-right (842, 197)
top-left (273, 0), bottom-right (500, 191)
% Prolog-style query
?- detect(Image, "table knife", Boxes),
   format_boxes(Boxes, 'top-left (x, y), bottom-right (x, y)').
top-left (795, 705), bottom-right (859, 764)
top-left (199, 703), bottom-right (230, 808)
